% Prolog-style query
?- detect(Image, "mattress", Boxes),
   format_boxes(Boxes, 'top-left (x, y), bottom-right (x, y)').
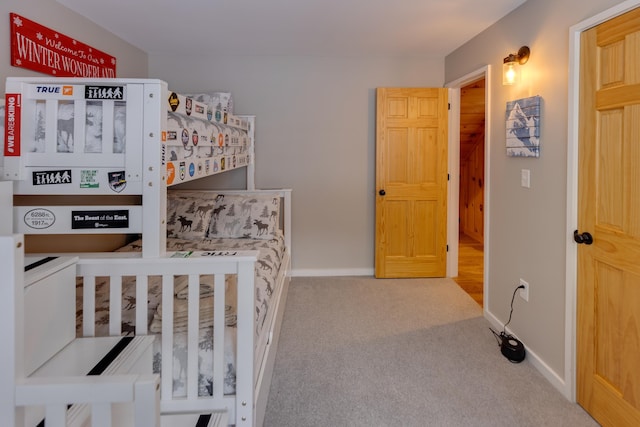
top-left (75, 232), bottom-right (285, 396)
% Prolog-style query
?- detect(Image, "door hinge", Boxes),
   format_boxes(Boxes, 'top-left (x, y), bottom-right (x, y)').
top-left (448, 103), bottom-right (451, 110)
top-left (448, 173), bottom-right (450, 181)
top-left (446, 244), bottom-right (449, 252)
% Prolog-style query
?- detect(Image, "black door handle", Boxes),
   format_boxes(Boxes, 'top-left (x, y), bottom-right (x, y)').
top-left (379, 189), bottom-right (386, 196)
top-left (574, 230), bottom-right (593, 245)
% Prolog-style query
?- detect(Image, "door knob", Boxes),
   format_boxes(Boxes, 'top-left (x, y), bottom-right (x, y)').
top-left (574, 230), bottom-right (593, 245)
top-left (379, 189), bottom-right (386, 196)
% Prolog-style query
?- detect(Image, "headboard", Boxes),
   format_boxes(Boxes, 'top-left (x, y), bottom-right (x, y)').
top-left (3, 78), bottom-right (255, 257)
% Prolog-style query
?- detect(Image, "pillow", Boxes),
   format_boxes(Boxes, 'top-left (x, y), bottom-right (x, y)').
top-left (166, 193), bottom-right (216, 240)
top-left (207, 194), bottom-right (280, 239)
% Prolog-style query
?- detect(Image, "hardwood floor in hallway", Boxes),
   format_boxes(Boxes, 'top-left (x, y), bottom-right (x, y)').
top-left (453, 233), bottom-right (484, 306)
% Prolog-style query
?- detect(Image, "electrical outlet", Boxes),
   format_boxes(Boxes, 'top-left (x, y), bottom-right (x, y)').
top-left (519, 279), bottom-right (529, 302)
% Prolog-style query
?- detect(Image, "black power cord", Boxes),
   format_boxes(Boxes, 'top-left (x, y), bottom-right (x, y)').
top-left (490, 284), bottom-right (526, 363)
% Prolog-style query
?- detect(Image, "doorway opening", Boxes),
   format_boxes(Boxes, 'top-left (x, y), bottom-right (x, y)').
top-left (454, 78), bottom-right (485, 306)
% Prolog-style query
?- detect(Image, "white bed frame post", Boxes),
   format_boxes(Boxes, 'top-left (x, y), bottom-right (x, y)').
top-left (0, 234), bottom-right (26, 427)
top-left (243, 115), bottom-right (256, 191)
top-left (142, 81), bottom-right (168, 258)
top-left (0, 181), bottom-right (13, 234)
top-left (236, 259), bottom-right (256, 426)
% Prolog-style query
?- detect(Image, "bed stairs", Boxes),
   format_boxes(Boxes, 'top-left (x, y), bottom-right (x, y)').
top-left (18, 255), bottom-right (229, 427)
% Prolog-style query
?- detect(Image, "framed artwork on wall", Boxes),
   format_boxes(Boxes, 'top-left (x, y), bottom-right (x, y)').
top-left (506, 95), bottom-right (541, 158)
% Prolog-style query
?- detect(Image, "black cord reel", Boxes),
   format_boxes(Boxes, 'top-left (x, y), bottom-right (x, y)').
top-left (500, 333), bottom-right (525, 363)
top-left (490, 285), bottom-right (526, 363)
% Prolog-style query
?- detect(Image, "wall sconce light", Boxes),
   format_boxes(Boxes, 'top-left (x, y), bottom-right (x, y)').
top-left (503, 46), bottom-right (530, 85)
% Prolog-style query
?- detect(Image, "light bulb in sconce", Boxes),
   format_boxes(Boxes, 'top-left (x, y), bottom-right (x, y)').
top-left (503, 46), bottom-right (530, 85)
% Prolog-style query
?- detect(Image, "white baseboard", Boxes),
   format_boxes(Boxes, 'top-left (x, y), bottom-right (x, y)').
top-left (291, 268), bottom-right (374, 277)
top-left (485, 310), bottom-right (571, 400)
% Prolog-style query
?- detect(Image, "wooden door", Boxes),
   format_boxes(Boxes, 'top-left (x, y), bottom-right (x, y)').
top-left (375, 88), bottom-right (448, 278)
top-left (460, 140), bottom-right (484, 243)
top-left (577, 7), bottom-right (640, 426)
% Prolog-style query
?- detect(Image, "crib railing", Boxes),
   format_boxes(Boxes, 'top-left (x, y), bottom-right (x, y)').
top-left (75, 251), bottom-right (258, 425)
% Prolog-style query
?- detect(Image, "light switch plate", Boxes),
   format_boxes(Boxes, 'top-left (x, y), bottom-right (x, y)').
top-left (521, 169), bottom-right (531, 188)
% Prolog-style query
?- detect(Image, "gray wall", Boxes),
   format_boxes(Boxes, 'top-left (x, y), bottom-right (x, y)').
top-left (150, 55), bottom-right (444, 275)
top-left (445, 0), bottom-right (626, 390)
top-left (0, 0), bottom-right (148, 82)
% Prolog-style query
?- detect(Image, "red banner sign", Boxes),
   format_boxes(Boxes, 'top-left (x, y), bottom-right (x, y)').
top-left (10, 13), bottom-right (116, 78)
top-left (4, 93), bottom-right (21, 157)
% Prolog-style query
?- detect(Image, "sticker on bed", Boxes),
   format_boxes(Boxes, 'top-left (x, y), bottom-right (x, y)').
top-left (4, 94), bottom-right (21, 157)
top-left (24, 208), bottom-right (55, 229)
top-left (84, 85), bottom-right (124, 100)
top-left (80, 170), bottom-right (99, 188)
top-left (33, 169), bottom-right (72, 185)
top-left (108, 171), bottom-right (126, 192)
top-left (168, 92), bottom-right (179, 112)
top-left (71, 209), bottom-right (129, 229)
top-left (167, 162), bottom-right (176, 185)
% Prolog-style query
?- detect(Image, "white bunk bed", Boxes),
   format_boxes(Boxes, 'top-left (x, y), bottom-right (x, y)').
top-left (2, 78), bottom-right (292, 427)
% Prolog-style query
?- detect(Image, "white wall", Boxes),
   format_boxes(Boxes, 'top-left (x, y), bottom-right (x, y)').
top-left (150, 55), bottom-right (444, 275)
top-left (0, 0), bottom-right (148, 82)
top-left (445, 0), bottom-right (626, 395)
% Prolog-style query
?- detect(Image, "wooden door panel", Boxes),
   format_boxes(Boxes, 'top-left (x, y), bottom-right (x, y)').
top-left (593, 264), bottom-right (640, 410)
top-left (597, 109), bottom-right (624, 229)
top-left (387, 97), bottom-right (409, 118)
top-left (416, 128), bottom-right (439, 184)
top-left (627, 104), bottom-right (640, 238)
top-left (578, 7), bottom-right (640, 426)
top-left (386, 128), bottom-right (410, 183)
top-left (384, 201), bottom-right (409, 256)
top-left (414, 200), bottom-right (438, 256)
top-left (417, 96), bottom-right (439, 118)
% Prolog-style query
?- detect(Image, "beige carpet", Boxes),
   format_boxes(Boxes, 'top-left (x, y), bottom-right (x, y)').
top-left (263, 276), bottom-right (598, 427)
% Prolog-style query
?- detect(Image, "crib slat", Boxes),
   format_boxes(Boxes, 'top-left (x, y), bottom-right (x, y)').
top-left (83, 275), bottom-right (96, 337)
top-left (161, 274), bottom-right (174, 400)
top-left (134, 374), bottom-right (161, 427)
top-left (45, 404), bottom-right (66, 427)
top-left (102, 100), bottom-right (115, 155)
top-left (136, 275), bottom-right (148, 335)
top-left (91, 402), bottom-right (112, 427)
top-left (213, 273), bottom-right (226, 398)
top-left (45, 100), bottom-right (58, 154)
top-left (187, 274), bottom-right (199, 400)
top-left (109, 275), bottom-right (123, 336)
top-left (75, 100), bottom-right (87, 154)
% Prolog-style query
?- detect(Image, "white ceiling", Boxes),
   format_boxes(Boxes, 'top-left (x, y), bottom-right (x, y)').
top-left (57, 0), bottom-right (526, 57)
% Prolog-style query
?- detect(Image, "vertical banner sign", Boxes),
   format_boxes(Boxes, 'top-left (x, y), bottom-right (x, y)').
top-left (4, 94), bottom-right (21, 157)
top-left (10, 13), bottom-right (117, 77)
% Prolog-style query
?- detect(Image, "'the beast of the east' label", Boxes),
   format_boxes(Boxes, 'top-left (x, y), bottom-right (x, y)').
top-left (71, 209), bottom-right (129, 229)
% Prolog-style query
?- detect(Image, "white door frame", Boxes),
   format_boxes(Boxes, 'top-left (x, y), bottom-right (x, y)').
top-left (565, 0), bottom-right (640, 402)
top-left (445, 65), bottom-right (491, 314)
